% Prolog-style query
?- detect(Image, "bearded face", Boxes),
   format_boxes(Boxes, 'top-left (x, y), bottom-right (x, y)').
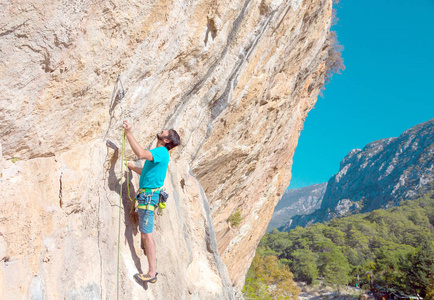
top-left (156, 130), bottom-right (170, 141)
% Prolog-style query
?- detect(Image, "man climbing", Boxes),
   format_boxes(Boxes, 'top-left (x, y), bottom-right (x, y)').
top-left (122, 120), bottom-right (180, 284)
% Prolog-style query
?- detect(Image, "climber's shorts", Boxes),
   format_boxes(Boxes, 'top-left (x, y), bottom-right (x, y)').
top-left (136, 192), bottom-right (160, 234)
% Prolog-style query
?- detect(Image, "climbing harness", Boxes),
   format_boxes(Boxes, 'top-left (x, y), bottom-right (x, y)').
top-left (136, 187), bottom-right (164, 224)
top-left (137, 187), bottom-right (169, 217)
top-left (131, 187), bottom-right (160, 213)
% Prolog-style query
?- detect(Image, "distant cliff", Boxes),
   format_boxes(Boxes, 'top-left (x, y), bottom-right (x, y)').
top-left (267, 183), bottom-right (326, 231)
top-left (281, 119), bottom-right (434, 231)
top-left (0, 0), bottom-right (336, 298)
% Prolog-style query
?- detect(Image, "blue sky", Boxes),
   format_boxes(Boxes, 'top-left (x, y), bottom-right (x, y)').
top-left (288, 0), bottom-right (434, 189)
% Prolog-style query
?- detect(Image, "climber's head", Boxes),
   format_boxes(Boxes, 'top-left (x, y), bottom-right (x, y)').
top-left (157, 129), bottom-right (181, 151)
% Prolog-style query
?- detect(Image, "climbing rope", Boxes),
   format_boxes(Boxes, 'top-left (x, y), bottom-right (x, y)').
top-left (117, 129), bottom-right (124, 300)
top-left (116, 74), bottom-right (124, 300)
top-left (117, 126), bottom-right (136, 299)
top-left (116, 74), bottom-right (134, 300)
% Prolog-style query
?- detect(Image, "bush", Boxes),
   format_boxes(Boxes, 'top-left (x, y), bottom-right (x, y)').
top-left (228, 209), bottom-right (243, 227)
top-left (324, 31), bottom-right (345, 84)
top-left (322, 0), bottom-right (345, 89)
top-left (243, 254), bottom-right (300, 299)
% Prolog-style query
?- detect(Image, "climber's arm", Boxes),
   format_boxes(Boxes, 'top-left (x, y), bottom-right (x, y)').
top-left (122, 120), bottom-right (154, 161)
top-left (126, 162), bottom-right (143, 175)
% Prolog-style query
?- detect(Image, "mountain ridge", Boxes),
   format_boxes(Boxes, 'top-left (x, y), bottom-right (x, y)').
top-left (267, 183), bottom-right (327, 232)
top-left (279, 118), bottom-right (434, 231)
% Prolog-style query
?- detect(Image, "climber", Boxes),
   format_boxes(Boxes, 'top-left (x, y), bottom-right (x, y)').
top-left (122, 120), bottom-right (180, 284)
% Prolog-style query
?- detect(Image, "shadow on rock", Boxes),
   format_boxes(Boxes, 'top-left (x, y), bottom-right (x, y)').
top-left (105, 144), bottom-right (144, 276)
top-left (121, 171), bottom-right (143, 275)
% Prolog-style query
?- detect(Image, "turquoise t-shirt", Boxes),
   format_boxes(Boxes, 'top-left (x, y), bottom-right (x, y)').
top-left (139, 147), bottom-right (169, 189)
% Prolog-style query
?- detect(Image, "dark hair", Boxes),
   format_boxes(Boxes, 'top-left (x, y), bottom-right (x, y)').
top-left (165, 129), bottom-right (180, 151)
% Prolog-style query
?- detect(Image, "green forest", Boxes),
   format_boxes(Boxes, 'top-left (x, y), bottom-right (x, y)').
top-left (243, 191), bottom-right (434, 299)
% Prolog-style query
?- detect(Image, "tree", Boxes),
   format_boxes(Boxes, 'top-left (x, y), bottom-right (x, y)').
top-left (374, 245), bottom-right (415, 291)
top-left (323, 249), bottom-right (351, 290)
top-left (243, 253), bottom-right (300, 299)
top-left (407, 240), bottom-right (434, 297)
top-left (290, 249), bottom-right (319, 284)
top-left (323, 226), bottom-right (346, 246)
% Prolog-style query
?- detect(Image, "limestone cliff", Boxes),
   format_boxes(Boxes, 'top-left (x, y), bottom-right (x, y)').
top-left (0, 0), bottom-right (333, 298)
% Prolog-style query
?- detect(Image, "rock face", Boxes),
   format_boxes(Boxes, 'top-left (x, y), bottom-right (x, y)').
top-left (267, 183), bottom-right (327, 231)
top-left (0, 0), bottom-right (333, 298)
top-left (282, 119), bottom-right (434, 231)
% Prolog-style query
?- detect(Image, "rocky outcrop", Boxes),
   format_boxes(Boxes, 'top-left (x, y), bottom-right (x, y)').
top-left (282, 119), bottom-right (434, 231)
top-left (0, 0), bottom-right (333, 298)
top-left (267, 183), bottom-right (326, 231)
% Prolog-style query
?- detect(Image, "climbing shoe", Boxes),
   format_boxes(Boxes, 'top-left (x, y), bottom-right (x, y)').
top-left (134, 272), bottom-right (158, 284)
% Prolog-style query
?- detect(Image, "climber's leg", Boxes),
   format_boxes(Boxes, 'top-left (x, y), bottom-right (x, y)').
top-left (142, 232), bottom-right (157, 277)
top-left (134, 192), bottom-right (159, 283)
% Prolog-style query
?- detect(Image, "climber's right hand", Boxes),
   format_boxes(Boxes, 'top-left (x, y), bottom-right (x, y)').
top-left (122, 120), bottom-right (132, 132)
